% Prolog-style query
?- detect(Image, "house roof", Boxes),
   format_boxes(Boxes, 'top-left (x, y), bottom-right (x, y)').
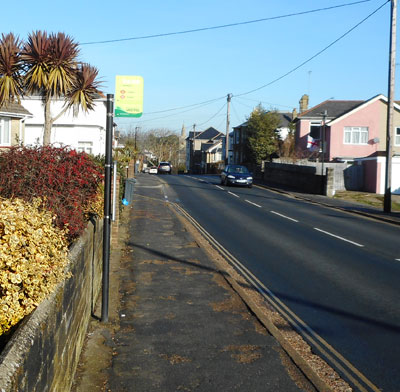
top-left (201, 143), bottom-right (214, 152)
top-left (0, 101), bottom-right (32, 117)
top-left (296, 94), bottom-right (400, 126)
top-left (187, 131), bottom-right (202, 139)
top-left (234, 112), bottom-right (293, 130)
top-left (297, 100), bottom-right (364, 120)
top-left (197, 127), bottom-right (222, 140)
top-left (233, 121), bottom-right (248, 129)
top-left (201, 141), bottom-right (222, 152)
top-left (277, 112), bottom-right (293, 128)
top-left (213, 133), bottom-right (224, 140)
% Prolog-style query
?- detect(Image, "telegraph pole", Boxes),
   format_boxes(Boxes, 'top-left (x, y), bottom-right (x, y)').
top-left (384, 0), bottom-right (397, 213)
top-left (192, 123), bottom-right (196, 173)
top-left (225, 94), bottom-right (232, 164)
top-left (321, 110), bottom-right (327, 175)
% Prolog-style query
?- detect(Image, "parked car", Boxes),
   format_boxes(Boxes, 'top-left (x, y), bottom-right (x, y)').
top-left (149, 166), bottom-right (158, 174)
top-left (158, 162), bottom-right (172, 174)
top-left (220, 165), bottom-right (253, 188)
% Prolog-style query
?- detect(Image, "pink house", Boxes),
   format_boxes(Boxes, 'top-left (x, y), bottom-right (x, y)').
top-left (295, 94), bottom-right (400, 194)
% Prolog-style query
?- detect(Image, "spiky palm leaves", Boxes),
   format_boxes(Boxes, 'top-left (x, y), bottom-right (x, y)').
top-left (0, 30), bottom-right (103, 144)
top-left (0, 33), bottom-right (24, 106)
top-left (21, 31), bottom-right (51, 94)
top-left (68, 63), bottom-right (102, 113)
top-left (0, 30), bottom-right (102, 109)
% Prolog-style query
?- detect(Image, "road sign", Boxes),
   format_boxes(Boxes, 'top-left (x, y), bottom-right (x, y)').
top-left (115, 76), bottom-right (143, 117)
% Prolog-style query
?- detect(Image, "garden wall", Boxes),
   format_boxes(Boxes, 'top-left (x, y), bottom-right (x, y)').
top-left (0, 218), bottom-right (103, 392)
top-left (263, 162), bottom-right (324, 194)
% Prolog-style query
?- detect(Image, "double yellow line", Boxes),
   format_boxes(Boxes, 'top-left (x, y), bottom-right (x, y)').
top-left (172, 202), bottom-right (380, 392)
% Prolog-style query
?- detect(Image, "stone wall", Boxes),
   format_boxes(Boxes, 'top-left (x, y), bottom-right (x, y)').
top-left (263, 162), bottom-right (324, 194)
top-left (0, 218), bottom-right (103, 392)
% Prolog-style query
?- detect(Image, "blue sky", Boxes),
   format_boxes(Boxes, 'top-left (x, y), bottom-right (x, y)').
top-left (3, 0), bottom-right (396, 134)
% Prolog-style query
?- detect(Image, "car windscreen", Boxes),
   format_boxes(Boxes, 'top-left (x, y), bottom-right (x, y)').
top-left (227, 166), bottom-right (249, 174)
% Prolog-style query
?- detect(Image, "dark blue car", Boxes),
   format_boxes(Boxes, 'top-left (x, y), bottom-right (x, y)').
top-left (220, 165), bottom-right (253, 188)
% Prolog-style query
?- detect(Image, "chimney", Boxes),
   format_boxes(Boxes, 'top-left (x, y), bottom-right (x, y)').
top-left (292, 108), bottom-right (298, 120)
top-left (299, 94), bottom-right (309, 113)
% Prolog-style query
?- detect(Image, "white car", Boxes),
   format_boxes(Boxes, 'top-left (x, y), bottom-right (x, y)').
top-left (149, 166), bottom-right (158, 174)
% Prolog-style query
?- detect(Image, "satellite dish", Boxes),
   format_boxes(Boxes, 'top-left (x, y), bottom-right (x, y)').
top-left (373, 137), bottom-right (380, 143)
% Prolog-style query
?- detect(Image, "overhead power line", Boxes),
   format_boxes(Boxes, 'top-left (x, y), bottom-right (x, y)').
top-left (115, 96), bottom-right (226, 125)
top-left (114, 0), bottom-right (387, 129)
top-left (81, 0), bottom-right (375, 46)
top-left (235, 96), bottom-right (295, 109)
top-left (197, 102), bottom-right (227, 127)
top-left (235, 0), bottom-right (389, 97)
top-left (143, 96), bottom-right (226, 115)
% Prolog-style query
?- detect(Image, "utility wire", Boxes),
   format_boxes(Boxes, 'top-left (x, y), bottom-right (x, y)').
top-left (81, 0), bottom-right (375, 45)
top-left (115, 0), bottom-right (386, 128)
top-left (231, 101), bottom-right (245, 125)
top-left (235, 0), bottom-right (389, 97)
top-left (115, 96), bottom-right (226, 124)
top-left (197, 102), bottom-right (227, 127)
top-left (143, 96), bottom-right (226, 115)
top-left (235, 96), bottom-right (295, 109)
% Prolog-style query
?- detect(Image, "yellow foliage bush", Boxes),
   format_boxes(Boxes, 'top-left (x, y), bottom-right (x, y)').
top-left (0, 197), bottom-right (69, 335)
top-left (83, 188), bottom-right (104, 220)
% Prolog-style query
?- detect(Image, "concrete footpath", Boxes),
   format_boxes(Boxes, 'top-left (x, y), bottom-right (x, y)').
top-left (72, 178), bottom-right (315, 391)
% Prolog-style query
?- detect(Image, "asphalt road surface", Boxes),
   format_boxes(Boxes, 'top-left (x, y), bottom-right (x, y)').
top-left (143, 173), bottom-right (400, 392)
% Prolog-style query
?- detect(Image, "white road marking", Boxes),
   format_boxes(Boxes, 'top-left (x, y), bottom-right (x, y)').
top-left (215, 185), bottom-right (224, 190)
top-left (270, 211), bottom-right (299, 222)
top-left (173, 202), bottom-right (380, 392)
top-left (245, 200), bottom-right (261, 208)
top-left (314, 228), bottom-right (364, 247)
top-left (228, 191), bottom-right (239, 198)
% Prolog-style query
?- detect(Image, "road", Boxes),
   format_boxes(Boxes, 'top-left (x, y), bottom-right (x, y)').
top-left (135, 173), bottom-right (400, 392)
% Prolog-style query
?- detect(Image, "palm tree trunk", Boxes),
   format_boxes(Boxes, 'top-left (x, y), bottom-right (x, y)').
top-left (43, 98), bottom-right (68, 146)
top-left (43, 98), bottom-right (52, 145)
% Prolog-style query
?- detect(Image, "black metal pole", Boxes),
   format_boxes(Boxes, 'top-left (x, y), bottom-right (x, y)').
top-left (101, 94), bottom-right (114, 322)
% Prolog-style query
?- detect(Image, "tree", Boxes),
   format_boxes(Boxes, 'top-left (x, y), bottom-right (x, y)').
top-left (0, 31), bottom-right (102, 145)
top-left (247, 105), bottom-right (281, 164)
top-left (138, 128), bottom-right (179, 164)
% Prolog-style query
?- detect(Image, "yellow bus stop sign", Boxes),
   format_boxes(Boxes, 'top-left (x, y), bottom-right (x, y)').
top-left (115, 75), bottom-right (143, 117)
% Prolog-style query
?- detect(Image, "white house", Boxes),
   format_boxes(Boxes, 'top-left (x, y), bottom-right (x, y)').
top-left (0, 102), bottom-right (32, 148)
top-left (21, 95), bottom-right (107, 156)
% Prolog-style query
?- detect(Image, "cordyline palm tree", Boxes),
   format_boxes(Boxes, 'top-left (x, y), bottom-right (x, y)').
top-left (0, 31), bottom-right (102, 145)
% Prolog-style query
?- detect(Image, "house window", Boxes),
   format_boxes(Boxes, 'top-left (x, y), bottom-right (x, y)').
top-left (343, 127), bottom-right (368, 145)
top-left (395, 127), bottom-right (400, 146)
top-left (77, 141), bottom-right (93, 154)
top-left (309, 122), bottom-right (321, 139)
top-left (0, 118), bottom-right (11, 145)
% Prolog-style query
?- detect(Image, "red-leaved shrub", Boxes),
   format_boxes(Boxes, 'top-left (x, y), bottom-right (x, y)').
top-left (0, 146), bottom-right (103, 241)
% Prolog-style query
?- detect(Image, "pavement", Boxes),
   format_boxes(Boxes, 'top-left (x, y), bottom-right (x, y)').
top-left (72, 175), bottom-right (316, 392)
top-left (71, 175), bottom-right (399, 392)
